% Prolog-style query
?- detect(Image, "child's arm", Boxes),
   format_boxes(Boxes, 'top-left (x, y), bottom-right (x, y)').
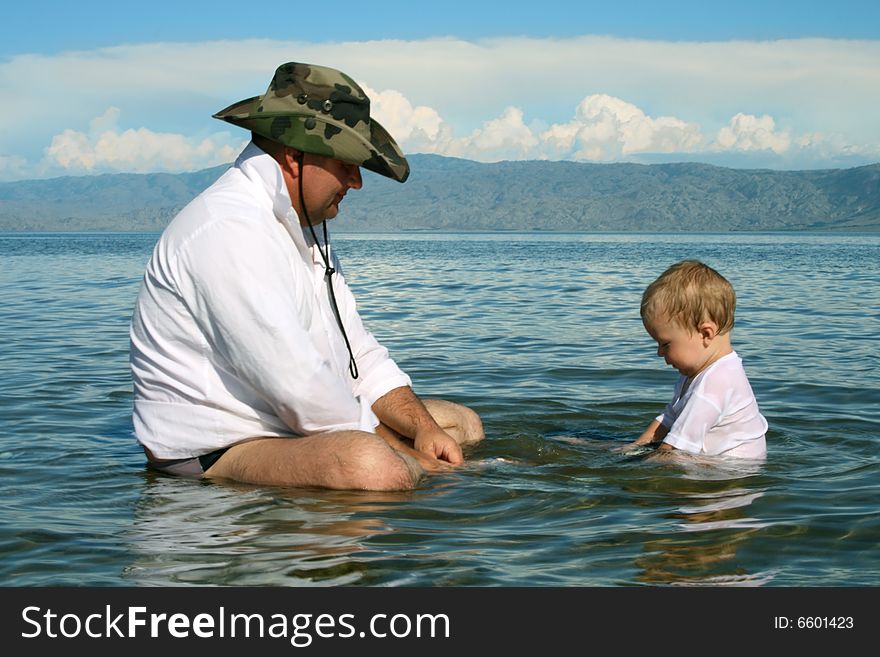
top-left (632, 419), bottom-right (670, 446)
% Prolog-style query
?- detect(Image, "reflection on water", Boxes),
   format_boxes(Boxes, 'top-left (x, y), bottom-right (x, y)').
top-left (674, 489), bottom-right (767, 530)
top-left (546, 433), bottom-right (774, 586)
top-left (124, 472), bottom-right (408, 586)
top-left (634, 468), bottom-right (774, 586)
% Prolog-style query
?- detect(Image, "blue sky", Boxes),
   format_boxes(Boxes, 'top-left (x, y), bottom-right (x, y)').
top-left (2, 1), bottom-right (879, 180)
top-left (4, 0), bottom-right (880, 53)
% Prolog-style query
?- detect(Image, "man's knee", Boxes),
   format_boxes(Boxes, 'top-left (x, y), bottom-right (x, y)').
top-left (425, 399), bottom-right (485, 445)
top-left (351, 437), bottom-right (425, 491)
top-left (455, 404), bottom-right (484, 444)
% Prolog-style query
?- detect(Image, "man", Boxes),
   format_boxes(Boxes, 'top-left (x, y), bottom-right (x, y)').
top-left (130, 62), bottom-right (483, 491)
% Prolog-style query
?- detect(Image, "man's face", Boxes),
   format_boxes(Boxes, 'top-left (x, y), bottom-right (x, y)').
top-left (298, 153), bottom-right (363, 225)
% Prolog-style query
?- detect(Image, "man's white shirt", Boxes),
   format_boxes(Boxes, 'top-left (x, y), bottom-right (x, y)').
top-left (130, 143), bottom-right (411, 459)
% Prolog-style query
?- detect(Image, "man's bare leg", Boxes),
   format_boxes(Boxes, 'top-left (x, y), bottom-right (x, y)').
top-left (421, 399), bottom-right (484, 445)
top-left (205, 400), bottom-right (482, 490)
top-left (204, 431), bottom-right (424, 491)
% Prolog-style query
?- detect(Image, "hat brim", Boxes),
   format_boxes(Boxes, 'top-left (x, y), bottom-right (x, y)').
top-left (214, 96), bottom-right (409, 183)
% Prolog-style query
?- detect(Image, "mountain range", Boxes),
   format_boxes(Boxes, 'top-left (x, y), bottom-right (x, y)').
top-left (1, 154), bottom-right (878, 232)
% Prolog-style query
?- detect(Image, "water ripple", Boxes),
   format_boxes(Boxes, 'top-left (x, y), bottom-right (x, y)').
top-left (1, 231), bottom-right (878, 585)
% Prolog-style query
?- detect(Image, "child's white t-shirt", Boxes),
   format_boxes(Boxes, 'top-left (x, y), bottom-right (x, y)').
top-left (658, 351), bottom-right (768, 458)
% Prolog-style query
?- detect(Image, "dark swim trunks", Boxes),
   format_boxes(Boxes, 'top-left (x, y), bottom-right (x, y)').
top-left (147, 447), bottom-right (230, 478)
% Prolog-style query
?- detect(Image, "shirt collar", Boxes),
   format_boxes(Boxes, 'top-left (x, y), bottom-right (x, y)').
top-left (235, 141), bottom-right (312, 258)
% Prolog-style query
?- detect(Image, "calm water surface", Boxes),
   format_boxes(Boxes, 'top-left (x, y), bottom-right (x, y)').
top-left (1, 231), bottom-right (878, 586)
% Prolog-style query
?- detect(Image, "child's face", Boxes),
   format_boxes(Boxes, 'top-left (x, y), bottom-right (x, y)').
top-left (643, 316), bottom-right (711, 378)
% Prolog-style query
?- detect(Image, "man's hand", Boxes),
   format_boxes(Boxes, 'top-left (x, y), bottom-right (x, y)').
top-left (372, 386), bottom-right (467, 469)
top-left (414, 427), bottom-right (464, 465)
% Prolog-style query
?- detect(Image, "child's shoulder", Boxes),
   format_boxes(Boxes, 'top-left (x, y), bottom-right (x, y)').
top-left (710, 350), bottom-right (745, 373)
top-left (699, 351), bottom-right (755, 397)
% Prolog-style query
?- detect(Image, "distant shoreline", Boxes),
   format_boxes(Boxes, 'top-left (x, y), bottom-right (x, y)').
top-left (2, 154), bottom-right (878, 232)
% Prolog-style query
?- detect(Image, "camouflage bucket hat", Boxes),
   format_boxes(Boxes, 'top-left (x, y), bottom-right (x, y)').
top-left (213, 62), bottom-right (409, 182)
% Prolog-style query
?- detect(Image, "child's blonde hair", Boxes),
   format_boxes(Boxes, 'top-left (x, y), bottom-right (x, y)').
top-left (641, 260), bottom-right (736, 334)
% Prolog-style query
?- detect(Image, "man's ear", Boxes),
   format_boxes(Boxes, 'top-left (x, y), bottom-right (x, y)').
top-left (282, 147), bottom-right (303, 178)
top-left (698, 321), bottom-right (718, 344)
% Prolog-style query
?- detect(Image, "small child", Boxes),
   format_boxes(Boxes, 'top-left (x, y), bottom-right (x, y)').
top-left (630, 260), bottom-right (767, 458)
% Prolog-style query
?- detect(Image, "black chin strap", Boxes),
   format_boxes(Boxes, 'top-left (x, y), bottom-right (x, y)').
top-left (297, 153), bottom-right (359, 379)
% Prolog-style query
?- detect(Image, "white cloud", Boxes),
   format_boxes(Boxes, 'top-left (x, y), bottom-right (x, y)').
top-left (23, 92), bottom-right (879, 181)
top-left (468, 107), bottom-right (539, 153)
top-left (0, 154), bottom-right (29, 179)
top-left (714, 113), bottom-right (791, 154)
top-left (89, 107), bottom-right (123, 135)
top-left (443, 107), bottom-right (539, 160)
top-left (368, 86), bottom-right (877, 168)
top-left (791, 130), bottom-right (880, 167)
top-left (363, 85), bottom-right (453, 151)
top-left (366, 87), bottom-right (539, 161)
top-left (1, 35), bottom-right (878, 177)
top-left (43, 108), bottom-right (245, 174)
top-left (367, 89), bottom-right (703, 163)
top-left (541, 94), bottom-right (704, 161)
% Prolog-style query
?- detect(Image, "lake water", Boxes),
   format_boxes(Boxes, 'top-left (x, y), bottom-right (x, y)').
top-left (1, 230), bottom-right (878, 586)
